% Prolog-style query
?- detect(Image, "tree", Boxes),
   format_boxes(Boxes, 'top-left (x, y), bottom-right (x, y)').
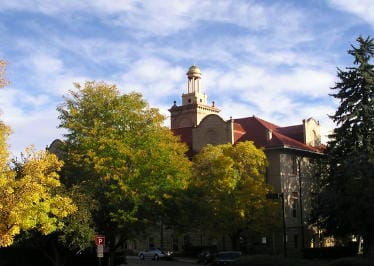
top-left (0, 61), bottom-right (77, 250)
top-left (0, 147), bottom-right (77, 248)
top-left (14, 183), bottom-right (97, 266)
top-left (188, 142), bottom-right (279, 250)
top-left (314, 36), bottom-right (374, 256)
top-left (57, 81), bottom-right (191, 265)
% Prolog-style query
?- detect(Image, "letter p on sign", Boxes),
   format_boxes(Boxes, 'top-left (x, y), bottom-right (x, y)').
top-left (96, 235), bottom-right (105, 246)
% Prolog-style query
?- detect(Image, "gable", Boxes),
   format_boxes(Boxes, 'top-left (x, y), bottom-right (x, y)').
top-left (192, 114), bottom-right (233, 152)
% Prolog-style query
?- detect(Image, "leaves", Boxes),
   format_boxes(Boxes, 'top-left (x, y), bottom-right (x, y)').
top-left (188, 141), bottom-right (279, 238)
top-left (57, 81), bottom-right (191, 246)
top-left (315, 36), bottom-right (374, 247)
top-left (0, 147), bottom-right (77, 247)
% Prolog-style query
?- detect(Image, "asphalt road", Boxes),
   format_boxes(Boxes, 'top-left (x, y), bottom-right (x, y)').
top-left (124, 256), bottom-right (197, 266)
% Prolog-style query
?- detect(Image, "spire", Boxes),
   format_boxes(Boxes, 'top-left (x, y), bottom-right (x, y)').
top-left (186, 65), bottom-right (202, 93)
top-left (182, 65), bottom-right (207, 105)
top-left (169, 65), bottom-right (220, 129)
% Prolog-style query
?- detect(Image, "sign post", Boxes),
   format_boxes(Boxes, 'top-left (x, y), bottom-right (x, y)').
top-left (96, 235), bottom-right (105, 266)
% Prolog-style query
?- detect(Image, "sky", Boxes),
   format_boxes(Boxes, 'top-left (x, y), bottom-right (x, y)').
top-left (0, 0), bottom-right (373, 156)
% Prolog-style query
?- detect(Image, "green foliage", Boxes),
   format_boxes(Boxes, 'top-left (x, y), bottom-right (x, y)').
top-left (187, 141), bottom-right (279, 240)
top-left (57, 81), bottom-right (191, 248)
top-left (57, 185), bottom-right (96, 251)
top-left (314, 36), bottom-right (374, 254)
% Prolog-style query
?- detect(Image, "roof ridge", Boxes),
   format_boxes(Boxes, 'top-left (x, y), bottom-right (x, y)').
top-left (251, 116), bottom-right (280, 130)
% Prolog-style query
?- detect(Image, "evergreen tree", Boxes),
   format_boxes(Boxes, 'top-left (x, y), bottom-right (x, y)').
top-left (316, 36), bottom-right (374, 256)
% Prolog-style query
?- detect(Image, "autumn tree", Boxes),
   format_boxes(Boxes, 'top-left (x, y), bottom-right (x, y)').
top-left (57, 81), bottom-right (191, 265)
top-left (188, 142), bottom-right (279, 250)
top-left (313, 36), bottom-right (374, 256)
top-left (0, 61), bottom-right (79, 266)
top-left (0, 146), bottom-right (77, 248)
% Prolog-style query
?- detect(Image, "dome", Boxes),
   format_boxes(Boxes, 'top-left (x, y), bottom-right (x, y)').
top-left (187, 65), bottom-right (202, 78)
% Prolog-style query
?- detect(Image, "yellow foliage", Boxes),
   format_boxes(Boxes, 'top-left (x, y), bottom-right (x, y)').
top-left (0, 144), bottom-right (77, 247)
top-left (192, 141), bottom-right (279, 235)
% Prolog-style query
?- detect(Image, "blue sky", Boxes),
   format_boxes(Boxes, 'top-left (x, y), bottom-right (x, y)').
top-left (0, 0), bottom-right (373, 156)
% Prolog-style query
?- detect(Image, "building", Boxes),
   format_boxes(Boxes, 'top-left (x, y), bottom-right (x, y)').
top-left (49, 65), bottom-right (325, 256)
top-left (161, 65), bottom-right (324, 255)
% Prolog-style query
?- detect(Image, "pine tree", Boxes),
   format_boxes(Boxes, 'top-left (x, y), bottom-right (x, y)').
top-left (319, 36), bottom-right (374, 256)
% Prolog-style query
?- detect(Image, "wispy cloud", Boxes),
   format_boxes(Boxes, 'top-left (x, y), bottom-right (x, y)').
top-left (328, 0), bottom-right (374, 26)
top-left (0, 0), bottom-right (372, 155)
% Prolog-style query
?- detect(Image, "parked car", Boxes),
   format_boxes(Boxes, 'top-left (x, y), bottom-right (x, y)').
top-left (211, 251), bottom-right (241, 266)
top-left (138, 247), bottom-right (173, 260)
top-left (197, 249), bottom-right (218, 264)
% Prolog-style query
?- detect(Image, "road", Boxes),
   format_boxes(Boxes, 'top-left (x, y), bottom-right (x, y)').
top-left (124, 256), bottom-right (197, 266)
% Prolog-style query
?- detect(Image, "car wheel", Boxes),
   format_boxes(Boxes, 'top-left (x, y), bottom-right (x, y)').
top-left (154, 254), bottom-right (159, 261)
top-left (140, 254), bottom-right (145, 260)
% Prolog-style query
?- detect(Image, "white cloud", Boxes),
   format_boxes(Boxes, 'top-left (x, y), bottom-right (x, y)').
top-left (328, 0), bottom-right (374, 26)
top-left (30, 54), bottom-right (63, 74)
top-left (6, 111), bottom-right (64, 157)
top-left (0, 87), bottom-right (62, 156)
top-left (118, 57), bottom-right (185, 107)
top-left (1, 0), bottom-right (369, 156)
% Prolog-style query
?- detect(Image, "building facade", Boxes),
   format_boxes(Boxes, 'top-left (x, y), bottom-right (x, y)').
top-left (142, 65), bottom-right (324, 255)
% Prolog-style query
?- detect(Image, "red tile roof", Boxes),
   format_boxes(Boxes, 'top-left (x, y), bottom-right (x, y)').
top-left (171, 116), bottom-right (324, 155)
top-left (233, 116), bottom-right (323, 154)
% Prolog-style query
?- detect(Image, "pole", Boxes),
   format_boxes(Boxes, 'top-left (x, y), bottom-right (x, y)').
top-left (280, 193), bottom-right (287, 257)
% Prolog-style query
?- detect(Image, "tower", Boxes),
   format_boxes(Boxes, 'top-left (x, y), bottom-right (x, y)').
top-left (169, 65), bottom-right (220, 129)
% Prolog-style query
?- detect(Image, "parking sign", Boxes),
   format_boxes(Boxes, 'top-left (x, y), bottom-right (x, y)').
top-left (95, 235), bottom-right (105, 246)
